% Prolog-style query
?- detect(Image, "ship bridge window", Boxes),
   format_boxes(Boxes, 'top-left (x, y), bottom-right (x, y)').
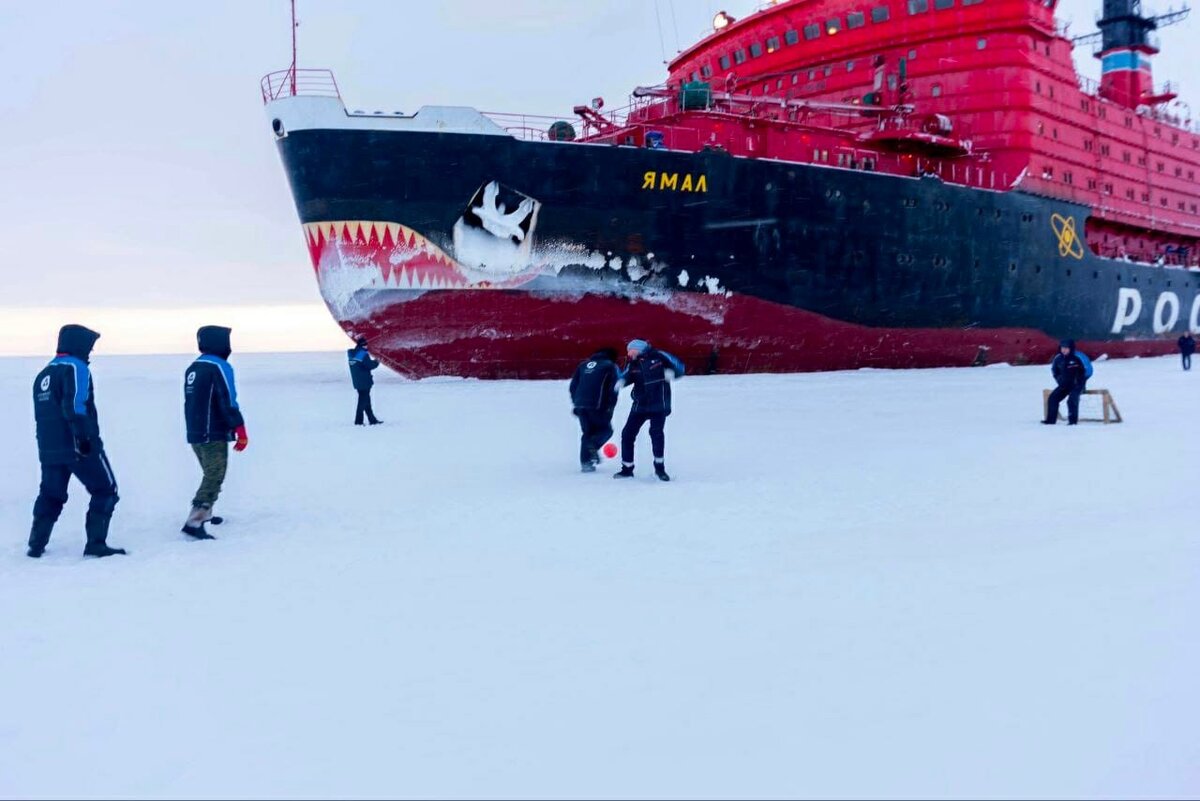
top-left (720, 54), bottom-right (731, 69)
top-left (1157, 161), bottom-right (1164, 172)
top-left (734, 49), bottom-right (747, 64)
top-left (847, 60), bottom-right (856, 71)
top-left (907, 0), bottom-right (929, 14)
top-left (931, 83), bottom-right (942, 97)
top-left (808, 69), bottom-right (817, 80)
top-left (1137, 155), bottom-right (1146, 166)
top-left (977, 37), bottom-right (987, 49)
top-left (767, 36), bottom-right (781, 52)
top-left (963, 0), bottom-right (983, 5)
top-left (827, 17), bottom-right (843, 34)
top-left (750, 42), bottom-right (764, 58)
top-left (935, 0), bottom-right (954, 9)
top-left (1175, 166), bottom-right (1183, 177)
top-left (702, 64), bottom-right (713, 78)
top-left (1121, 151), bottom-right (1130, 163)
top-left (804, 23), bottom-right (821, 39)
top-left (785, 29), bottom-right (800, 45)
top-left (1126, 189), bottom-right (1136, 200)
top-left (848, 11), bottom-right (866, 28)
top-left (871, 5), bottom-right (891, 22)
top-left (824, 65), bottom-right (834, 77)
top-left (1142, 191), bottom-right (1150, 201)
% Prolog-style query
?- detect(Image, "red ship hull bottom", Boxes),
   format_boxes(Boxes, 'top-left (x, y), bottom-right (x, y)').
top-left (333, 289), bottom-right (1177, 379)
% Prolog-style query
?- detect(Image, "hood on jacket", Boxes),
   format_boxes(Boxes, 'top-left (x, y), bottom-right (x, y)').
top-left (197, 326), bottom-right (233, 360)
top-left (591, 348), bottom-right (619, 362)
top-left (57, 324), bottom-right (101, 362)
top-left (1059, 338), bottom-right (1076, 352)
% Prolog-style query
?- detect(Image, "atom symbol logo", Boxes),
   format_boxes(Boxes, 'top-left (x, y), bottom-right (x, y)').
top-left (1051, 213), bottom-right (1084, 260)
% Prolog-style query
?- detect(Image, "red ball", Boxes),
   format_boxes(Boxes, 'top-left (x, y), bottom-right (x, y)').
top-left (602, 443), bottom-right (619, 459)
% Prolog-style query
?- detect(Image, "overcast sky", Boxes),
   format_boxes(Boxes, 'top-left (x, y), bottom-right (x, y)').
top-left (0, 0), bottom-right (1194, 352)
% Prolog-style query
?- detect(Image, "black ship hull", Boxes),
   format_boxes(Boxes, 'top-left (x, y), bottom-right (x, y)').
top-left (273, 118), bottom-right (1193, 377)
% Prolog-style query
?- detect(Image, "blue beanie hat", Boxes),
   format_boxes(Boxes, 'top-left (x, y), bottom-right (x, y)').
top-left (627, 339), bottom-right (650, 354)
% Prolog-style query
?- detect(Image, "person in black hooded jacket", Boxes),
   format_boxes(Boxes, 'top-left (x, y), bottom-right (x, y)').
top-left (614, 339), bottom-right (685, 481)
top-left (28, 324), bottom-right (126, 558)
top-left (569, 347), bottom-right (621, 472)
top-left (348, 335), bottom-right (382, 425)
top-left (182, 326), bottom-right (248, 538)
top-left (1043, 338), bottom-right (1091, 425)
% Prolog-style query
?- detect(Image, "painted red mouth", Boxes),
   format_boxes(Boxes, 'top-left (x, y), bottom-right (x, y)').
top-left (303, 221), bottom-right (539, 290)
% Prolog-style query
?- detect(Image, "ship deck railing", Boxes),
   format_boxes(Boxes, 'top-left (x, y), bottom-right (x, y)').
top-left (260, 68), bottom-right (342, 104)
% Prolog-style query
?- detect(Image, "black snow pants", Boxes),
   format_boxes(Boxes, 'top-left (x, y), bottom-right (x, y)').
top-left (574, 408), bottom-right (614, 465)
top-left (621, 411), bottom-right (667, 465)
top-left (1046, 383), bottom-right (1085, 424)
top-left (1183, 353), bottom-right (1192, 371)
top-left (30, 450), bottom-right (120, 551)
top-left (355, 388), bottom-right (379, 425)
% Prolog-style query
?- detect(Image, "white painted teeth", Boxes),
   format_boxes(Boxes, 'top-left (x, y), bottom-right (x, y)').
top-left (301, 221), bottom-right (430, 249)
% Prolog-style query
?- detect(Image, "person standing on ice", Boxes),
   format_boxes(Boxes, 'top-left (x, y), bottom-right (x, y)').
top-left (182, 326), bottom-right (248, 539)
top-left (1042, 338), bottom-right (1092, 426)
top-left (348, 335), bottom-right (382, 426)
top-left (615, 339), bottom-right (685, 481)
top-left (569, 347), bottom-right (622, 472)
top-left (1177, 331), bottom-right (1195, 371)
top-left (27, 324), bottom-right (126, 558)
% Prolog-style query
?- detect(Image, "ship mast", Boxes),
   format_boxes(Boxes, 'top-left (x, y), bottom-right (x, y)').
top-left (289, 0), bottom-right (298, 97)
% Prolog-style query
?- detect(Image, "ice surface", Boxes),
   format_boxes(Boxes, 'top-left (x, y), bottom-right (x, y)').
top-left (0, 353), bottom-right (1196, 799)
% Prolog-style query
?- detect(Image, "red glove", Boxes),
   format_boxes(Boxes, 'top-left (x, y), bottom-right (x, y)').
top-left (233, 425), bottom-right (249, 452)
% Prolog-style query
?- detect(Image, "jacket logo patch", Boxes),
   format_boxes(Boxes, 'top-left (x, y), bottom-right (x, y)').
top-left (187, 371), bottom-right (197, 386)
top-left (40, 376), bottom-right (50, 391)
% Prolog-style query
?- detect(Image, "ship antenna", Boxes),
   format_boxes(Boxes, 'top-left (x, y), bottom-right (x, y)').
top-left (668, 0), bottom-right (682, 54)
top-left (653, 0), bottom-right (669, 65)
top-left (289, 0), bottom-right (298, 96)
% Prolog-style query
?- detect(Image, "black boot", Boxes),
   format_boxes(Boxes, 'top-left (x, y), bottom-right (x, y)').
top-left (83, 511), bottom-right (126, 557)
top-left (28, 517), bottom-right (54, 558)
top-left (614, 465), bottom-right (635, 479)
top-left (654, 463), bottom-right (671, 482)
top-left (183, 506), bottom-right (216, 540)
top-left (581, 462), bottom-right (597, 473)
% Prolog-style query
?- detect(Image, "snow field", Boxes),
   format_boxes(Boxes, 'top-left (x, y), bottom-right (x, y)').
top-left (0, 353), bottom-right (1196, 799)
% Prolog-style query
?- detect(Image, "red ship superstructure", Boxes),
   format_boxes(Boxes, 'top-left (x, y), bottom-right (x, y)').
top-left (582, 0), bottom-right (1196, 265)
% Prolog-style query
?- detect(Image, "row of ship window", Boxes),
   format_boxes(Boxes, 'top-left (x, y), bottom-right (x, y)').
top-left (1042, 165), bottom-right (1200, 213)
top-left (690, 0), bottom-right (983, 80)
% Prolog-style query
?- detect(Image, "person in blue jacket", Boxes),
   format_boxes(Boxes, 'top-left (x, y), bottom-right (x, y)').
top-left (569, 347), bottom-right (622, 472)
top-left (1043, 338), bottom-right (1093, 425)
top-left (183, 326), bottom-right (248, 538)
top-left (615, 339), bottom-right (685, 481)
top-left (28, 324), bottom-right (126, 558)
top-left (348, 335), bottom-right (382, 425)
